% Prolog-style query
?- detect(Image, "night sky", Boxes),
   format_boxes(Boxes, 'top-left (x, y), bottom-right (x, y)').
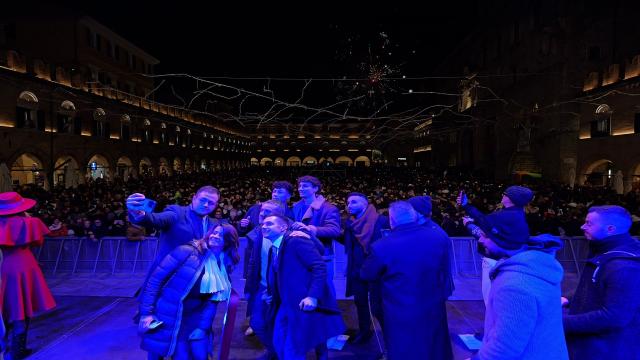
top-left (24, 1), bottom-right (479, 132)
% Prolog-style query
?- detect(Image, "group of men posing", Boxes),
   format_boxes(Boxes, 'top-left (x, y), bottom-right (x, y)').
top-left (129, 176), bottom-right (640, 360)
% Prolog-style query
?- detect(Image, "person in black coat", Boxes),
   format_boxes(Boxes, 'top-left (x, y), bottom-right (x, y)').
top-left (263, 214), bottom-right (345, 360)
top-left (340, 192), bottom-right (388, 344)
top-left (563, 205), bottom-right (640, 360)
top-left (361, 201), bottom-right (453, 360)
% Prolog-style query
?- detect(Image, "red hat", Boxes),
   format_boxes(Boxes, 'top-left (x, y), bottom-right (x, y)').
top-left (0, 192), bottom-right (37, 216)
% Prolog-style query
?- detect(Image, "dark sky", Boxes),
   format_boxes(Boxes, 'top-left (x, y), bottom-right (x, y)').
top-left (26, 1), bottom-right (480, 123)
top-left (49, 1), bottom-right (478, 78)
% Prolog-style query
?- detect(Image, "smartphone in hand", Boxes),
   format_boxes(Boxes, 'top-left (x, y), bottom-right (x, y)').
top-left (132, 199), bottom-right (157, 213)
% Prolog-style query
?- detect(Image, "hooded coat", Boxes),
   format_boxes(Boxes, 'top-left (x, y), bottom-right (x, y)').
top-left (474, 249), bottom-right (569, 360)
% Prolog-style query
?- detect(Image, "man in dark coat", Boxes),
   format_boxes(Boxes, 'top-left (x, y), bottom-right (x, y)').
top-left (127, 186), bottom-right (220, 264)
top-left (291, 176), bottom-right (341, 277)
top-left (407, 195), bottom-right (455, 299)
top-left (563, 205), bottom-right (640, 360)
top-left (340, 192), bottom-right (388, 344)
top-left (361, 201), bottom-right (453, 360)
top-left (243, 200), bottom-right (286, 358)
top-left (263, 214), bottom-right (345, 360)
top-left (238, 180), bottom-right (295, 236)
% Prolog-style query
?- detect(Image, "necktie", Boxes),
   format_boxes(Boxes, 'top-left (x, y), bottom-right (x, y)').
top-left (267, 245), bottom-right (279, 295)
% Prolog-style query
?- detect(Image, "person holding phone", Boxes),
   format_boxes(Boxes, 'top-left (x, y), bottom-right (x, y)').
top-left (138, 223), bottom-right (240, 360)
top-left (127, 186), bottom-right (221, 319)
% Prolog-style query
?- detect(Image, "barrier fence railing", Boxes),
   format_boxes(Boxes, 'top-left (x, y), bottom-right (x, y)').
top-left (34, 237), bottom-right (159, 275)
top-left (36, 236), bottom-right (627, 277)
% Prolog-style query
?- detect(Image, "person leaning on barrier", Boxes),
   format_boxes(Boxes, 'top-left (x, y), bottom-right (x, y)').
top-left (361, 201), bottom-right (453, 360)
top-left (457, 185), bottom-right (533, 304)
top-left (563, 205), bottom-right (640, 360)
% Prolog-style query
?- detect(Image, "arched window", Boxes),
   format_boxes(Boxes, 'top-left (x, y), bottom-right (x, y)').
top-left (592, 104), bottom-right (612, 138)
top-left (57, 100), bottom-right (80, 134)
top-left (16, 91), bottom-right (43, 130)
top-left (160, 122), bottom-right (167, 144)
top-left (143, 119), bottom-right (152, 144)
top-left (92, 108), bottom-right (109, 139)
top-left (121, 114), bottom-right (131, 141)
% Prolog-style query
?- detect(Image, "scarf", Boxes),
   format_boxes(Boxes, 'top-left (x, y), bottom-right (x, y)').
top-left (200, 252), bottom-right (232, 301)
top-left (300, 195), bottom-right (327, 222)
top-left (350, 204), bottom-right (379, 252)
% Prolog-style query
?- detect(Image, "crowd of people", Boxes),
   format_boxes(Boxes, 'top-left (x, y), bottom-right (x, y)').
top-left (2, 166), bottom-right (640, 359)
top-left (13, 166), bottom-right (640, 242)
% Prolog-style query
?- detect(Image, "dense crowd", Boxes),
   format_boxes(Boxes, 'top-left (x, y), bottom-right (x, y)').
top-left (15, 166), bottom-right (640, 239)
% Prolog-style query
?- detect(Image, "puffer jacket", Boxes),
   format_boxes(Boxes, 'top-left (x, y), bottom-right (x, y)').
top-left (139, 241), bottom-right (217, 356)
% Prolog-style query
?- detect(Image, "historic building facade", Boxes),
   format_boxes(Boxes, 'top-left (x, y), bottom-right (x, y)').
top-left (0, 15), bottom-right (250, 188)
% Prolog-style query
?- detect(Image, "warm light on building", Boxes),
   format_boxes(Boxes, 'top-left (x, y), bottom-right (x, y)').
top-left (414, 145), bottom-right (432, 152)
top-left (612, 130), bottom-right (635, 136)
top-left (81, 131), bottom-right (92, 136)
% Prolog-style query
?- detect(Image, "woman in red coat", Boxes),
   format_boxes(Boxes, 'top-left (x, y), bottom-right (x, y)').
top-left (0, 192), bottom-right (56, 359)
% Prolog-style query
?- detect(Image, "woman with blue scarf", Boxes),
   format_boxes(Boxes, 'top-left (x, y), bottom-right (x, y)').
top-left (138, 223), bottom-right (240, 360)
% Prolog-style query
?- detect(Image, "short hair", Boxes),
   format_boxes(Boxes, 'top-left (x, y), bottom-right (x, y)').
top-left (297, 175), bottom-right (322, 192)
top-left (272, 181), bottom-right (294, 194)
top-left (588, 205), bottom-right (632, 233)
top-left (347, 192), bottom-right (368, 202)
top-left (266, 214), bottom-right (290, 228)
top-left (195, 186), bottom-right (219, 196)
top-left (389, 200), bottom-right (417, 225)
top-left (261, 200), bottom-right (285, 216)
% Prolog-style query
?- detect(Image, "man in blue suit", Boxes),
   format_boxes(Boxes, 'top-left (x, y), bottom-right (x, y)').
top-left (361, 201), bottom-right (453, 360)
top-left (263, 214), bottom-right (345, 360)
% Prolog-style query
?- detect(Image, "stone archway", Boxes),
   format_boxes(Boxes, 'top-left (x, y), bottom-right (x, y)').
top-left (158, 157), bottom-right (172, 176)
top-left (260, 157), bottom-right (273, 166)
top-left (581, 159), bottom-right (614, 187)
top-left (117, 156), bottom-right (134, 180)
top-left (286, 156), bottom-right (301, 166)
top-left (354, 155), bottom-right (371, 167)
top-left (11, 153), bottom-right (46, 188)
top-left (86, 154), bottom-right (111, 180)
top-left (274, 157), bottom-right (285, 166)
top-left (54, 155), bottom-right (81, 188)
top-left (302, 156), bottom-right (318, 166)
top-left (335, 156), bottom-right (353, 166)
top-left (139, 157), bottom-right (153, 176)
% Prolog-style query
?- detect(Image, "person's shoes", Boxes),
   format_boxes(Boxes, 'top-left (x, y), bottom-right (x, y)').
top-left (244, 326), bottom-right (254, 336)
top-left (349, 330), bottom-right (373, 344)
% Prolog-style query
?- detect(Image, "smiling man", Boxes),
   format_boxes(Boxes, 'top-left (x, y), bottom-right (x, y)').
top-left (261, 214), bottom-right (344, 360)
top-left (563, 205), bottom-right (640, 360)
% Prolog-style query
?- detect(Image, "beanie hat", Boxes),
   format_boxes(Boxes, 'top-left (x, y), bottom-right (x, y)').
top-left (407, 196), bottom-right (432, 217)
top-left (504, 186), bottom-right (534, 207)
top-left (478, 208), bottom-right (530, 250)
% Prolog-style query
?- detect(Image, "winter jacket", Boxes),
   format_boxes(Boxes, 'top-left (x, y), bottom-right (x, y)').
top-left (564, 233), bottom-right (640, 360)
top-left (474, 249), bottom-right (569, 360)
top-left (139, 242), bottom-right (219, 356)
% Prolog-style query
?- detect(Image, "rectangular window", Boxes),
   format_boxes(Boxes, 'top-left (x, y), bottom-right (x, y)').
top-left (95, 34), bottom-right (101, 51)
top-left (590, 117), bottom-right (611, 138)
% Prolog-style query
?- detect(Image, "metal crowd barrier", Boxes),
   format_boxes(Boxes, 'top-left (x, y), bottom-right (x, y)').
top-left (35, 235), bottom-right (625, 277)
top-left (34, 236), bottom-right (159, 275)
